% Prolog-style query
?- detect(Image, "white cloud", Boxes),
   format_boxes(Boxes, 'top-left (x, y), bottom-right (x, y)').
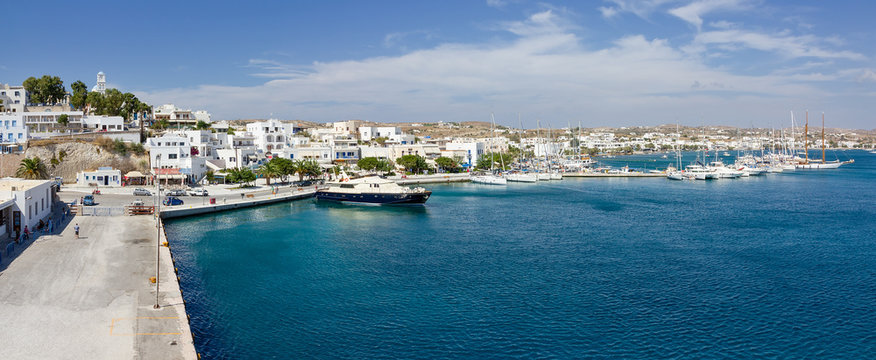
top-left (598, 0), bottom-right (677, 20)
top-left (854, 69), bottom-right (876, 83)
top-left (138, 10), bottom-right (865, 127)
top-left (486, 0), bottom-right (506, 8)
top-left (668, 0), bottom-right (751, 30)
top-left (688, 29), bottom-right (866, 60)
top-left (708, 20), bottom-right (736, 29)
top-left (598, 6), bottom-right (619, 18)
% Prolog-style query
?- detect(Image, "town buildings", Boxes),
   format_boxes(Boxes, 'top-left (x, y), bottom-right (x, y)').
top-left (0, 179), bottom-right (54, 240)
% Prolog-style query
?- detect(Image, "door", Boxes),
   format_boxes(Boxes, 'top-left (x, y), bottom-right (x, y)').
top-left (104, 176), bottom-right (108, 186)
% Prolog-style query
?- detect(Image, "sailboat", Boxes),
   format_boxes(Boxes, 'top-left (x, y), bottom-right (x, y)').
top-left (666, 124), bottom-right (686, 180)
top-left (471, 113), bottom-right (508, 185)
top-left (796, 112), bottom-right (854, 169)
top-left (506, 113), bottom-right (538, 183)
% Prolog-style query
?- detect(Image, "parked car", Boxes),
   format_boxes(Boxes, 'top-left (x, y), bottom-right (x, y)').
top-left (133, 188), bottom-right (152, 196)
top-left (83, 195), bottom-right (96, 206)
top-left (163, 196), bottom-right (184, 206)
top-left (189, 189), bottom-right (209, 196)
top-left (131, 199), bottom-right (144, 206)
top-left (293, 180), bottom-right (314, 187)
top-left (166, 189), bottom-right (187, 197)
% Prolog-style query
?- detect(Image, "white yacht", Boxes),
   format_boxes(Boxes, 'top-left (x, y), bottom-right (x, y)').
top-left (316, 175), bottom-right (431, 205)
top-left (506, 173), bottom-right (538, 183)
top-left (471, 173), bottom-right (508, 185)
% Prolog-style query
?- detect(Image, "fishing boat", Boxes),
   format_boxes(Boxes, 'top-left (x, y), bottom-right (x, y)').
top-left (316, 174), bottom-right (431, 205)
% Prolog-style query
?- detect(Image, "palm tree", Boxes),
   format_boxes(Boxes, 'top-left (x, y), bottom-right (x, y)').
top-left (16, 157), bottom-right (50, 179)
top-left (258, 161), bottom-right (280, 185)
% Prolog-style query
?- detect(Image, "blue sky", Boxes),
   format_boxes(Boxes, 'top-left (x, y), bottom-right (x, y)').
top-left (3, 0), bottom-right (875, 128)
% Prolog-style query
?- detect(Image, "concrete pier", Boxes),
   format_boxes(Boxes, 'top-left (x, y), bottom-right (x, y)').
top-left (0, 214), bottom-right (197, 360)
top-left (160, 188), bottom-right (317, 219)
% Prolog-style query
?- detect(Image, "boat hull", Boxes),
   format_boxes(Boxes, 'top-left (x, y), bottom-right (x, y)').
top-left (796, 161), bottom-right (844, 169)
top-left (316, 191), bottom-right (432, 205)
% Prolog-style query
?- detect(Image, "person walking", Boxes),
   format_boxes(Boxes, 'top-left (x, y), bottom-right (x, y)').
top-left (74, 223), bottom-right (80, 239)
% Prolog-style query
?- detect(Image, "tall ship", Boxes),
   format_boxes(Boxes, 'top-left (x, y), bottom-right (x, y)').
top-left (796, 112), bottom-right (854, 169)
top-left (316, 175), bottom-right (431, 205)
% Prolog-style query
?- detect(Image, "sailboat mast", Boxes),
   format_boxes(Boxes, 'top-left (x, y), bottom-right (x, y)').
top-left (492, 113), bottom-right (506, 171)
top-left (804, 111), bottom-right (809, 163)
top-left (821, 112), bottom-right (826, 164)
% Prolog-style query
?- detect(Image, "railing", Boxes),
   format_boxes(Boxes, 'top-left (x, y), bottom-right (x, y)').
top-left (125, 205), bottom-right (155, 216)
top-left (79, 206), bottom-right (126, 217)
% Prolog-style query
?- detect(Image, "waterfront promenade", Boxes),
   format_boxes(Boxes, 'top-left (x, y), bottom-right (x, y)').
top-left (0, 214), bottom-right (196, 359)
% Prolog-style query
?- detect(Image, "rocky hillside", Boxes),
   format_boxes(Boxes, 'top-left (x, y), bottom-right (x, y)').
top-left (9, 141), bottom-right (151, 183)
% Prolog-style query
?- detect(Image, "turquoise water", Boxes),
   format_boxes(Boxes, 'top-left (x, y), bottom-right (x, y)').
top-left (165, 150), bottom-right (876, 359)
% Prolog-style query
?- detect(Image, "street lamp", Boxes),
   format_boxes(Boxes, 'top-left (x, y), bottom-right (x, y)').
top-left (154, 154), bottom-right (161, 309)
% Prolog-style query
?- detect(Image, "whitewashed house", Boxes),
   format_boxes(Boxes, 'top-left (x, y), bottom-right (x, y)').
top-left (76, 167), bottom-right (122, 187)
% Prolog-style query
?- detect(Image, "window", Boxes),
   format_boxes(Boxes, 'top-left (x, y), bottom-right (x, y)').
top-left (18, 133), bottom-right (22, 139)
top-left (14, 91), bottom-right (20, 96)
top-left (168, 154), bottom-right (177, 159)
top-left (12, 120), bottom-right (16, 127)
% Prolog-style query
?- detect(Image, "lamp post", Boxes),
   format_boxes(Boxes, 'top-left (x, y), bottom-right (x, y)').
top-left (154, 154), bottom-right (161, 309)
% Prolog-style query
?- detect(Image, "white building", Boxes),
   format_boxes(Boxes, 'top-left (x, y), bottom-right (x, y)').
top-left (194, 110), bottom-right (211, 123)
top-left (91, 72), bottom-right (107, 94)
top-left (0, 114), bottom-right (30, 150)
top-left (444, 141), bottom-right (485, 166)
top-left (289, 146), bottom-right (332, 163)
top-left (359, 126), bottom-right (402, 141)
top-left (0, 83), bottom-right (27, 113)
top-left (246, 119), bottom-right (294, 153)
top-left (0, 178), bottom-right (54, 240)
top-left (146, 133), bottom-right (207, 183)
top-left (153, 104), bottom-right (211, 127)
top-left (333, 120), bottom-right (363, 137)
top-left (81, 115), bottom-right (124, 132)
top-left (76, 167), bottom-right (122, 187)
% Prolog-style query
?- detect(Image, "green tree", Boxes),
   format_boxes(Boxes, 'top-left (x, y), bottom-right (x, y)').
top-left (299, 159), bottom-right (322, 180)
top-left (16, 157), bottom-right (50, 179)
top-left (57, 114), bottom-right (70, 127)
top-left (376, 159), bottom-right (394, 173)
top-left (23, 75), bottom-right (65, 104)
top-left (129, 142), bottom-right (146, 155)
top-left (205, 170), bottom-right (216, 184)
top-left (225, 167), bottom-right (256, 186)
top-left (268, 158), bottom-right (295, 183)
top-left (194, 121), bottom-right (211, 130)
top-left (86, 91), bottom-right (104, 113)
top-left (70, 80), bottom-right (88, 109)
top-left (396, 154), bottom-right (429, 174)
top-left (112, 139), bottom-right (129, 155)
top-left (357, 157), bottom-right (380, 171)
top-left (151, 119), bottom-right (170, 130)
top-left (373, 137), bottom-right (388, 146)
top-left (258, 160), bottom-right (281, 185)
top-left (434, 156), bottom-right (458, 172)
top-left (226, 127), bottom-right (236, 135)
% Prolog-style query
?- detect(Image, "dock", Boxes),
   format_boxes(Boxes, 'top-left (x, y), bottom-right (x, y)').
top-left (562, 172), bottom-right (665, 178)
top-left (391, 173), bottom-right (471, 185)
top-left (160, 188), bottom-right (317, 219)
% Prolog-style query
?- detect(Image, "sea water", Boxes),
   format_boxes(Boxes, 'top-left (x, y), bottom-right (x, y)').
top-left (165, 150), bottom-right (876, 359)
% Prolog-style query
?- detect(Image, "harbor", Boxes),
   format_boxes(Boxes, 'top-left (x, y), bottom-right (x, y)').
top-left (163, 151), bottom-right (876, 359)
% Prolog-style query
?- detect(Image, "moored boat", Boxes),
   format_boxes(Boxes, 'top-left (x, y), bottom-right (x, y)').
top-left (316, 175), bottom-right (431, 205)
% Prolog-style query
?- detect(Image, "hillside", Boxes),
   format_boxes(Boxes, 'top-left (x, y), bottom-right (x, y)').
top-left (1, 140), bottom-right (151, 183)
